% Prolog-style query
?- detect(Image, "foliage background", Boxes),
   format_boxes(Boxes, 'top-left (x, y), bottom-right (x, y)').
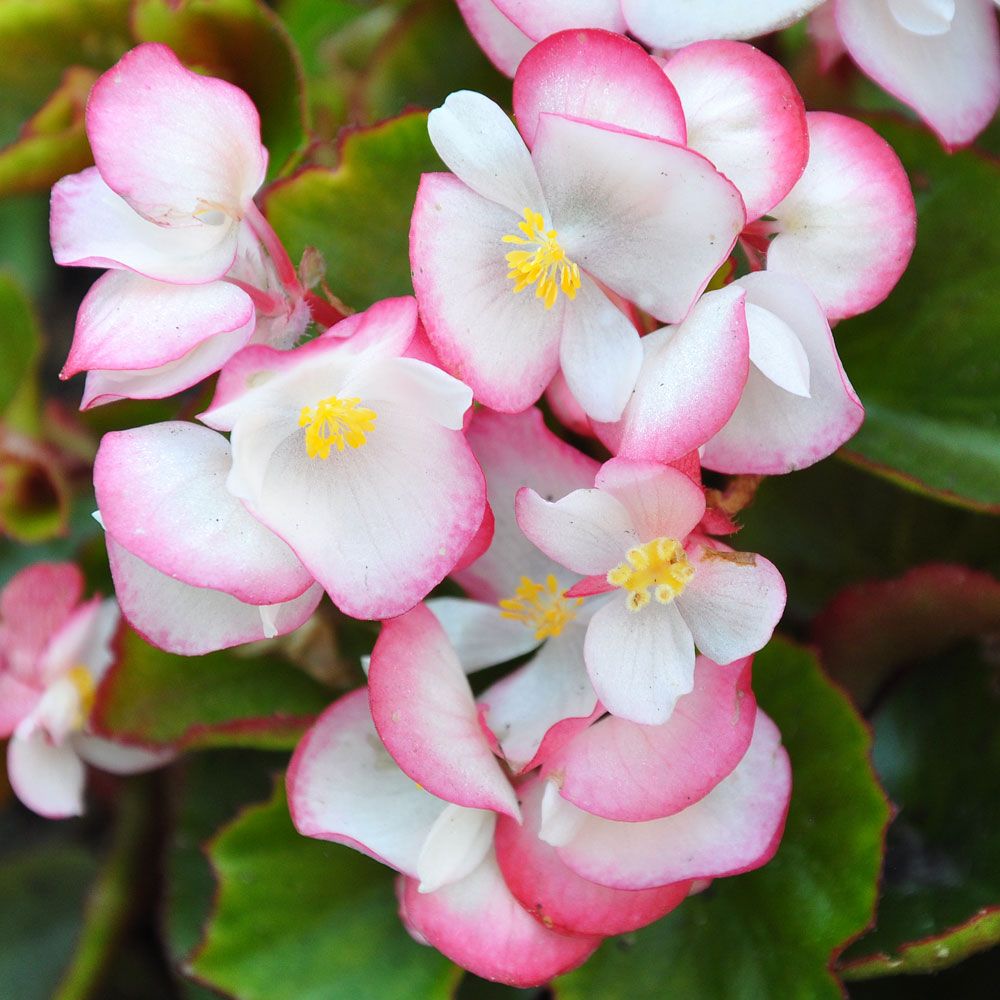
top-left (0, 1), bottom-right (998, 998)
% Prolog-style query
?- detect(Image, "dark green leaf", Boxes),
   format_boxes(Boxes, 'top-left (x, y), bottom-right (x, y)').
top-left (556, 638), bottom-right (888, 1000)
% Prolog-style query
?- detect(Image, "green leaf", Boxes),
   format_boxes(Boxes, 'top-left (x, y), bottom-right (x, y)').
top-left (835, 119), bottom-right (1000, 511)
top-left (265, 111), bottom-right (442, 309)
top-left (93, 628), bottom-right (333, 750)
top-left (190, 783), bottom-right (461, 1000)
top-left (0, 273), bottom-right (41, 415)
top-left (839, 642), bottom-right (1000, 978)
top-left (556, 638), bottom-right (889, 1000)
top-left (131, 0), bottom-right (308, 178)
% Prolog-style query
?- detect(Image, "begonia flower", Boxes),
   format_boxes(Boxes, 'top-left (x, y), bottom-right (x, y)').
top-left (50, 44), bottom-right (309, 406)
top-left (1, 563), bottom-right (171, 818)
top-left (411, 82), bottom-right (745, 421)
top-left (517, 459), bottom-right (785, 724)
top-left (198, 297), bottom-right (487, 621)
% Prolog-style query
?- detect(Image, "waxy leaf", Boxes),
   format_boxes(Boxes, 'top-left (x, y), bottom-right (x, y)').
top-left (835, 119), bottom-right (1000, 511)
top-left (191, 783), bottom-right (461, 1000)
top-left (265, 111), bottom-right (442, 309)
top-left (93, 627), bottom-right (332, 751)
top-left (556, 638), bottom-right (888, 1000)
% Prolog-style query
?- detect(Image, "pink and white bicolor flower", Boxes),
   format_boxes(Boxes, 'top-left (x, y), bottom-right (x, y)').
top-left (411, 78), bottom-right (745, 421)
top-left (50, 43), bottom-right (309, 407)
top-left (198, 297), bottom-right (487, 621)
top-left (517, 459), bottom-right (786, 725)
top-left (0, 563), bottom-right (171, 818)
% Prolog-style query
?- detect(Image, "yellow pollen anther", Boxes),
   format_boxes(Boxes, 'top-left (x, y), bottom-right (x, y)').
top-left (66, 666), bottom-right (96, 725)
top-left (498, 574), bottom-right (582, 641)
top-left (503, 208), bottom-right (581, 310)
top-left (298, 396), bottom-right (377, 459)
top-left (607, 537), bottom-right (695, 612)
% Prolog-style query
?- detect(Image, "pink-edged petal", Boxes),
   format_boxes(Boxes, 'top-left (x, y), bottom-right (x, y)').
top-left (559, 276), bottom-right (643, 423)
top-left (594, 285), bottom-right (749, 462)
top-left (288, 688), bottom-right (448, 876)
top-left (664, 40), bottom-right (809, 220)
top-left (595, 459), bottom-right (706, 543)
top-left (584, 598), bottom-right (696, 725)
top-left (87, 44), bottom-right (265, 219)
top-left (427, 597), bottom-right (540, 672)
top-left (677, 541), bottom-right (786, 665)
top-left (50, 168), bottom-right (239, 283)
top-left (835, 0), bottom-right (1000, 148)
top-left (427, 91), bottom-right (546, 214)
top-left (411, 173), bottom-right (564, 413)
top-left (546, 656), bottom-right (756, 821)
top-left (533, 114), bottom-right (745, 323)
top-left (496, 0), bottom-right (626, 38)
top-left (106, 537), bottom-right (322, 656)
top-left (416, 805), bottom-right (497, 893)
top-left (39, 598), bottom-right (119, 687)
top-left (810, 3), bottom-right (848, 69)
top-left (545, 369), bottom-right (593, 438)
top-left (71, 733), bottom-right (174, 774)
top-left (368, 605), bottom-right (520, 819)
top-left (0, 675), bottom-right (40, 739)
top-left (453, 502), bottom-right (496, 574)
top-left (95, 423), bottom-right (313, 604)
top-left (455, 0), bottom-right (533, 76)
top-left (456, 407), bottom-right (598, 603)
top-left (495, 775), bottom-right (690, 936)
top-left (555, 711), bottom-right (792, 890)
top-left (479, 623), bottom-right (598, 773)
top-left (513, 28), bottom-right (685, 148)
top-left (767, 111), bottom-right (916, 320)
top-left (0, 563), bottom-right (82, 682)
top-left (7, 729), bottom-right (85, 819)
top-left (397, 850), bottom-right (601, 988)
top-left (702, 272), bottom-right (864, 474)
top-left (231, 401), bottom-right (485, 621)
top-left (744, 303), bottom-right (811, 397)
top-left (622, 0), bottom-right (826, 48)
top-left (515, 486), bottom-right (638, 576)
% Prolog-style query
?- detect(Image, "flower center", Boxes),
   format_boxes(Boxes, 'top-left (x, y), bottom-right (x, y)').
top-left (607, 537), bottom-right (695, 612)
top-left (498, 574), bottom-right (581, 640)
top-left (65, 666), bottom-right (96, 727)
top-left (503, 208), bottom-right (581, 310)
top-left (298, 396), bottom-right (377, 459)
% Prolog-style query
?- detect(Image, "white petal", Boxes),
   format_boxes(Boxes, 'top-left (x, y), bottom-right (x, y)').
top-left (746, 302), bottom-right (811, 397)
top-left (427, 597), bottom-right (540, 673)
top-left (72, 734), bottom-right (174, 774)
top-left (888, 0), bottom-right (955, 35)
top-left (8, 728), bottom-right (85, 818)
top-left (417, 806), bottom-right (496, 893)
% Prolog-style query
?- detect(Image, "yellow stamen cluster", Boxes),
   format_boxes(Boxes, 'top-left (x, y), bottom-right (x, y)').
top-left (499, 574), bottom-right (582, 641)
top-left (298, 396), bottom-right (377, 459)
top-left (607, 537), bottom-right (695, 612)
top-left (65, 666), bottom-right (96, 726)
top-left (503, 208), bottom-right (581, 309)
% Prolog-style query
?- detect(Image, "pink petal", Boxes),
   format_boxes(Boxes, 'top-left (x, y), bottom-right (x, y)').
top-left (106, 538), bottom-right (323, 656)
top-left (835, 0), bottom-right (1000, 148)
top-left (368, 605), bottom-right (520, 819)
top-left (594, 285), bottom-right (749, 462)
top-left (622, 0), bottom-right (826, 48)
top-left (702, 271), bottom-right (864, 474)
top-left (95, 423), bottom-right (314, 605)
top-left (7, 729), bottom-right (85, 819)
top-left (545, 370), bottom-right (593, 438)
top-left (513, 28), bottom-right (685, 148)
top-left (0, 675), bottom-right (41, 739)
top-left (455, 0), bottom-right (533, 77)
top-left (86, 44), bottom-right (266, 220)
top-left (545, 655), bottom-right (756, 821)
top-left (556, 710), bottom-right (792, 890)
top-left (288, 688), bottom-right (450, 876)
top-left (532, 114), bottom-right (746, 323)
top-left (411, 173), bottom-right (564, 413)
top-left (456, 407), bottom-right (598, 603)
top-left (496, 0), bottom-right (626, 38)
top-left (38, 598), bottom-right (119, 688)
top-left (495, 775), bottom-right (690, 935)
top-left (397, 850), bottom-right (601, 987)
top-left (664, 41), bottom-right (809, 220)
top-left (595, 459), bottom-right (706, 543)
top-left (767, 111), bottom-right (916, 320)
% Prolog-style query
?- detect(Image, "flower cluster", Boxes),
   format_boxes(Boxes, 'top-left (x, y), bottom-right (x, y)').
top-left (34, 26), bottom-right (917, 986)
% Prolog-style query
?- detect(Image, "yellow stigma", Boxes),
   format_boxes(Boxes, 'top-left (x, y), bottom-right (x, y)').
top-left (607, 537), bottom-right (695, 613)
top-left (503, 208), bottom-right (581, 310)
top-left (66, 666), bottom-right (96, 725)
top-left (499, 574), bottom-right (582, 641)
top-left (298, 396), bottom-right (377, 459)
